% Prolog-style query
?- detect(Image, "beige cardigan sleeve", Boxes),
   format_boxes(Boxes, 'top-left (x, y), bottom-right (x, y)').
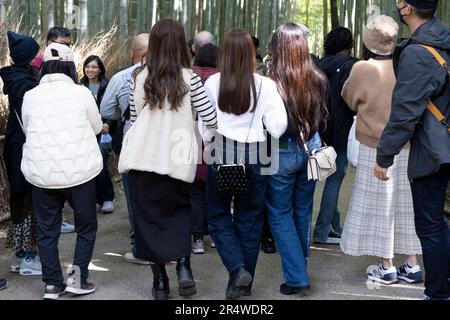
top-left (341, 62), bottom-right (365, 113)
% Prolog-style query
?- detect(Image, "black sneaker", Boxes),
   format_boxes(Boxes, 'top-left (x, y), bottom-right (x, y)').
top-left (0, 278), bottom-right (7, 290)
top-left (326, 229), bottom-right (342, 245)
top-left (43, 284), bottom-right (67, 300)
top-left (261, 238), bottom-right (277, 254)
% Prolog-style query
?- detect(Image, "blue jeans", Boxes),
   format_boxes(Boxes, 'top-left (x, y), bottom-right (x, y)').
top-left (206, 144), bottom-right (267, 279)
top-left (95, 142), bottom-right (115, 204)
top-left (122, 173), bottom-right (136, 255)
top-left (411, 166), bottom-right (450, 300)
top-left (313, 147), bottom-right (348, 242)
top-left (266, 134), bottom-right (321, 287)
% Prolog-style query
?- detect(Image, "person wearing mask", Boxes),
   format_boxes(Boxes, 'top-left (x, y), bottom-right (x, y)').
top-left (375, 0), bottom-right (450, 300)
top-left (313, 27), bottom-right (358, 245)
top-left (266, 23), bottom-right (328, 295)
top-left (0, 32), bottom-right (43, 277)
top-left (21, 43), bottom-right (103, 300)
top-left (100, 33), bottom-right (150, 265)
top-left (46, 26), bottom-right (75, 235)
top-left (81, 56), bottom-right (115, 214)
top-left (340, 15), bottom-right (423, 286)
top-left (191, 43), bottom-right (219, 254)
top-left (118, 19), bottom-right (217, 301)
top-left (204, 28), bottom-right (287, 300)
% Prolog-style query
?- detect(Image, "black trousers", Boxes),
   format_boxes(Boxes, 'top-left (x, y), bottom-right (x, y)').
top-left (411, 165), bottom-right (450, 300)
top-left (191, 181), bottom-right (208, 240)
top-left (32, 179), bottom-right (98, 286)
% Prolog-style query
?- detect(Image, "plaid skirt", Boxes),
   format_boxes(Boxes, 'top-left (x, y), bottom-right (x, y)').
top-left (341, 144), bottom-right (422, 258)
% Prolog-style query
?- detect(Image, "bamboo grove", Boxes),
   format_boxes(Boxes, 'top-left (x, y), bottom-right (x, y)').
top-left (0, 0), bottom-right (450, 55)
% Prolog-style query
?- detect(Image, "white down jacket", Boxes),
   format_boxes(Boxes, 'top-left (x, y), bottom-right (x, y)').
top-left (21, 74), bottom-right (103, 189)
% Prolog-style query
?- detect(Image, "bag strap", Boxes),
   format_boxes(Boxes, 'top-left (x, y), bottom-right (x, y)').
top-left (419, 45), bottom-right (450, 133)
top-left (420, 45), bottom-right (448, 68)
top-left (217, 78), bottom-right (263, 165)
top-left (14, 109), bottom-right (25, 134)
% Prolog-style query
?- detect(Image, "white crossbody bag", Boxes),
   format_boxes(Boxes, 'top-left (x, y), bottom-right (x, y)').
top-left (301, 132), bottom-right (337, 182)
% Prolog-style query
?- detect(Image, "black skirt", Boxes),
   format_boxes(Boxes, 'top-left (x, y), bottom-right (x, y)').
top-left (129, 171), bottom-right (192, 264)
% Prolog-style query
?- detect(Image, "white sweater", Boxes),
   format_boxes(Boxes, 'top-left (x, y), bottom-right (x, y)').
top-left (204, 73), bottom-right (288, 143)
top-left (21, 74), bottom-right (103, 189)
top-left (118, 68), bottom-right (217, 183)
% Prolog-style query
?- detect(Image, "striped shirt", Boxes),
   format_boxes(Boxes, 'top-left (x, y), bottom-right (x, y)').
top-left (129, 74), bottom-right (217, 129)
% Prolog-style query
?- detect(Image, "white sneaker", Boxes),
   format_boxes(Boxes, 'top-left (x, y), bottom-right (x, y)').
top-left (211, 241), bottom-right (216, 248)
top-left (10, 254), bottom-right (22, 273)
top-left (123, 252), bottom-right (150, 265)
top-left (65, 268), bottom-right (96, 296)
top-left (19, 256), bottom-right (42, 276)
top-left (192, 240), bottom-right (206, 254)
top-left (61, 221), bottom-right (75, 234)
top-left (101, 201), bottom-right (114, 214)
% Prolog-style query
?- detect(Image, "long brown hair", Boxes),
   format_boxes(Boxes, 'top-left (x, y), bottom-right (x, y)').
top-left (218, 29), bottom-right (257, 115)
top-left (269, 23), bottom-right (328, 143)
top-left (142, 19), bottom-right (191, 110)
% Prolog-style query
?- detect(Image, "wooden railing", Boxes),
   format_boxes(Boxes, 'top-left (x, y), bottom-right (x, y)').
top-left (0, 135), bottom-right (10, 223)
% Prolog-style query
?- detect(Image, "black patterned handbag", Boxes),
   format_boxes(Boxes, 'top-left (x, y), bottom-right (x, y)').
top-left (215, 82), bottom-right (261, 198)
top-left (216, 163), bottom-right (249, 197)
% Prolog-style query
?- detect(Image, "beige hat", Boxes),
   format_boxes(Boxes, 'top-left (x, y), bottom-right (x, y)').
top-left (363, 15), bottom-right (399, 56)
top-left (44, 42), bottom-right (75, 62)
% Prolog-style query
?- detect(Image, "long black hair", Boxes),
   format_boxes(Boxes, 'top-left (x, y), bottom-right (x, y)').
top-left (39, 60), bottom-right (78, 84)
top-left (80, 55), bottom-right (106, 86)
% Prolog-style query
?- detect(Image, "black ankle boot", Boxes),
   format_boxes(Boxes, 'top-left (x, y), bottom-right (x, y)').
top-left (226, 267), bottom-right (253, 300)
top-left (151, 264), bottom-right (170, 300)
top-left (176, 257), bottom-right (197, 297)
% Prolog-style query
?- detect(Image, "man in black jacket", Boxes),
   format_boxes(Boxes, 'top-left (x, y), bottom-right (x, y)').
top-left (313, 27), bottom-right (358, 245)
top-left (375, 0), bottom-right (450, 300)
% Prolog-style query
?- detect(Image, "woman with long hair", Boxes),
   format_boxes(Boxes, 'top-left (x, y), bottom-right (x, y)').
top-left (81, 55), bottom-right (115, 214)
top-left (118, 19), bottom-right (217, 300)
top-left (204, 28), bottom-right (287, 300)
top-left (266, 23), bottom-right (329, 295)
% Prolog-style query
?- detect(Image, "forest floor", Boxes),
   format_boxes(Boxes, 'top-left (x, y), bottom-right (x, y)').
top-left (0, 167), bottom-right (429, 301)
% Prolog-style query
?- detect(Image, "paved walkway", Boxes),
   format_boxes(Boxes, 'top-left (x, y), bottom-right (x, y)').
top-left (0, 168), bottom-right (426, 300)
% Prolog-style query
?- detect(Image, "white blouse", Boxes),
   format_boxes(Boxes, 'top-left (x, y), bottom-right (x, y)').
top-left (204, 73), bottom-right (288, 144)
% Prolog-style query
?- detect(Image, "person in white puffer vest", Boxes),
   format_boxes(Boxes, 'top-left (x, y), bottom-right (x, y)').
top-left (20, 43), bottom-right (103, 300)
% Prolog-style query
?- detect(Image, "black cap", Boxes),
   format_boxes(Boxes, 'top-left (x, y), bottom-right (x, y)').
top-left (405, 0), bottom-right (439, 10)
